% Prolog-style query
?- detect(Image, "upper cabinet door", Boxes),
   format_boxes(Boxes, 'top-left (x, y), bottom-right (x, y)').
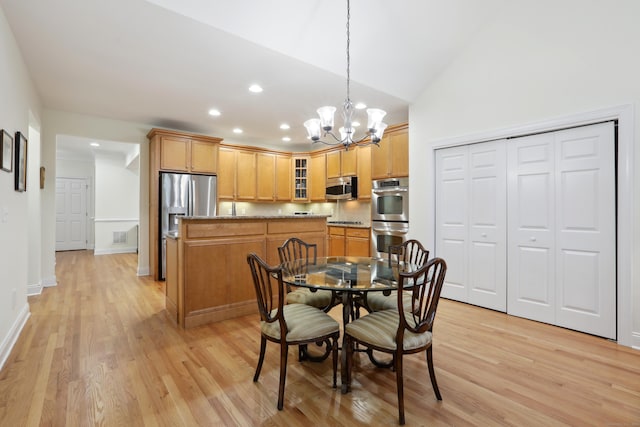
top-left (371, 123), bottom-right (408, 179)
top-left (159, 135), bottom-right (218, 174)
top-left (160, 136), bottom-right (190, 172)
top-left (326, 151), bottom-right (341, 179)
top-left (190, 140), bottom-right (218, 174)
top-left (256, 152), bottom-right (276, 201)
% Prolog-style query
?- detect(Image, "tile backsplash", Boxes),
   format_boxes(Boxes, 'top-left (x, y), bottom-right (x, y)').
top-left (218, 200), bottom-right (371, 225)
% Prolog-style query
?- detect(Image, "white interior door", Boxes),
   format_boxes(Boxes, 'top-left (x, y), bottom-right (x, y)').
top-left (507, 132), bottom-right (556, 324)
top-left (56, 178), bottom-right (87, 251)
top-left (554, 122), bottom-right (616, 339)
top-left (435, 146), bottom-right (468, 302)
top-left (468, 141), bottom-right (507, 311)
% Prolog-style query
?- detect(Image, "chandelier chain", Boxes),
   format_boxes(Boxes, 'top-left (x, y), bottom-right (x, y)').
top-left (346, 0), bottom-right (350, 102)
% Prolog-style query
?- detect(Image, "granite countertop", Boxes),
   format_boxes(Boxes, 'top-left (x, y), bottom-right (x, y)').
top-left (326, 221), bottom-right (371, 229)
top-left (182, 214), bottom-right (331, 220)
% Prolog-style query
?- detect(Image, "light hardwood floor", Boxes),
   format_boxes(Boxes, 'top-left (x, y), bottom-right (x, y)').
top-left (1, 251), bottom-right (639, 426)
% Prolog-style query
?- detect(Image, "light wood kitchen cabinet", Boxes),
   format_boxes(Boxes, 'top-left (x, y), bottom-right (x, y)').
top-left (357, 145), bottom-right (372, 200)
top-left (217, 147), bottom-right (236, 200)
top-left (346, 227), bottom-right (370, 257)
top-left (165, 236), bottom-right (179, 324)
top-left (328, 226), bottom-right (370, 257)
top-left (236, 150), bottom-right (257, 200)
top-left (256, 152), bottom-right (292, 201)
top-left (326, 149), bottom-right (357, 179)
top-left (153, 132), bottom-right (220, 174)
top-left (310, 152), bottom-right (326, 201)
top-left (168, 216), bottom-right (327, 327)
top-left (218, 147), bottom-right (257, 200)
top-left (256, 152), bottom-right (276, 201)
top-left (371, 123), bottom-right (409, 179)
top-left (275, 154), bottom-right (292, 201)
top-left (292, 156), bottom-right (309, 201)
top-left (328, 226), bottom-right (346, 256)
top-left (148, 128), bottom-right (223, 281)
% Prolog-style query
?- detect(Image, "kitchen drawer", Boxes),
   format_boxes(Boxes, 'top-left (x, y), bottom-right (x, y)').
top-left (346, 227), bottom-right (369, 238)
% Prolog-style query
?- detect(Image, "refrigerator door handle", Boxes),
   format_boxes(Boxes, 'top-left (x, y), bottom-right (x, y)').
top-left (188, 176), bottom-right (194, 216)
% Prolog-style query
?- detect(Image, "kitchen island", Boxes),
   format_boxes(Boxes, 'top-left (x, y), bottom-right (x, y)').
top-left (165, 215), bottom-right (328, 328)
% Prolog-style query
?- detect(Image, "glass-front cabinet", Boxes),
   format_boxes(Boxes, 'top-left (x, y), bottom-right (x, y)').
top-left (293, 156), bottom-right (309, 201)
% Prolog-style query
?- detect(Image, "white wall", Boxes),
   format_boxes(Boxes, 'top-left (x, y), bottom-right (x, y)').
top-left (27, 126), bottom-right (42, 295)
top-left (94, 154), bottom-right (139, 254)
top-left (0, 7), bottom-right (42, 369)
top-left (409, 0), bottom-right (639, 347)
top-left (41, 110), bottom-right (150, 277)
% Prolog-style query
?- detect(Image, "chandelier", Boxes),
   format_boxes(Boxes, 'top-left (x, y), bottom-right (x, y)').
top-left (303, 0), bottom-right (387, 149)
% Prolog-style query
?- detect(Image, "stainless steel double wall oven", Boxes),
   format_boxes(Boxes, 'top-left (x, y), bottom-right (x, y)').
top-left (371, 177), bottom-right (409, 259)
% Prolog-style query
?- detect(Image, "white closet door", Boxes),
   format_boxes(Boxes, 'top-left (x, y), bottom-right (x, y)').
top-left (507, 133), bottom-right (556, 323)
top-left (554, 122), bottom-right (616, 339)
top-left (435, 146), bottom-right (468, 302)
top-left (468, 141), bottom-right (507, 311)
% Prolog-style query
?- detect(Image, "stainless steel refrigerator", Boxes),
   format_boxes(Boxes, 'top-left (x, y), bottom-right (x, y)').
top-left (159, 172), bottom-right (217, 279)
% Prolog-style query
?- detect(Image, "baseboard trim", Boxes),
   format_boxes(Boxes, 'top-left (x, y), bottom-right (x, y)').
top-left (0, 303), bottom-right (30, 371)
top-left (94, 247), bottom-right (138, 256)
top-left (27, 283), bottom-right (42, 296)
top-left (42, 276), bottom-right (57, 288)
top-left (632, 332), bottom-right (640, 351)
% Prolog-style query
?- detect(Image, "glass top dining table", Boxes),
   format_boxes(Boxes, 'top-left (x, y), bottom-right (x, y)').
top-left (281, 255), bottom-right (417, 392)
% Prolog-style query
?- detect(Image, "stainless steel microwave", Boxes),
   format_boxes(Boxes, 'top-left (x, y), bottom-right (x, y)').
top-left (326, 176), bottom-right (358, 200)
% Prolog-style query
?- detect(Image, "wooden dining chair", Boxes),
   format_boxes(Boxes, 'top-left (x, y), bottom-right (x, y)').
top-left (364, 239), bottom-right (430, 313)
top-left (246, 253), bottom-right (340, 410)
top-left (344, 257), bottom-right (447, 425)
top-left (278, 237), bottom-right (338, 312)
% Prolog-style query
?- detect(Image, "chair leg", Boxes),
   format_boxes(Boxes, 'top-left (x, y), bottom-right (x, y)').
top-left (343, 335), bottom-right (352, 394)
top-left (277, 343), bottom-right (289, 410)
top-left (395, 351), bottom-right (405, 425)
top-left (426, 346), bottom-right (442, 400)
top-left (254, 336), bottom-right (267, 382)
top-left (331, 336), bottom-right (338, 388)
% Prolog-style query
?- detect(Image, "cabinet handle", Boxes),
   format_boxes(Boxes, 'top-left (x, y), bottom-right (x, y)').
top-left (481, 233), bottom-right (487, 238)
top-left (530, 237), bottom-right (537, 242)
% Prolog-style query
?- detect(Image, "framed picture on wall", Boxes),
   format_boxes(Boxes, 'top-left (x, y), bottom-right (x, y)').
top-left (14, 131), bottom-right (27, 192)
top-left (0, 129), bottom-right (12, 172)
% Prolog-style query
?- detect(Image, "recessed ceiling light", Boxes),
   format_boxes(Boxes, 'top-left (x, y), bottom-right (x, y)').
top-left (282, 137), bottom-right (291, 142)
top-left (248, 84), bottom-right (263, 93)
top-left (233, 128), bottom-right (243, 134)
top-left (208, 109), bottom-right (221, 116)
top-left (90, 142), bottom-right (100, 147)
top-left (280, 123), bottom-right (290, 130)
top-left (355, 102), bottom-right (367, 109)
top-left (352, 121), bottom-right (361, 127)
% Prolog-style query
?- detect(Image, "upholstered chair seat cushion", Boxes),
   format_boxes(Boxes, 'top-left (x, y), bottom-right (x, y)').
top-left (365, 291), bottom-right (413, 312)
top-left (262, 303), bottom-right (340, 342)
top-left (286, 288), bottom-right (333, 308)
top-left (345, 309), bottom-right (432, 351)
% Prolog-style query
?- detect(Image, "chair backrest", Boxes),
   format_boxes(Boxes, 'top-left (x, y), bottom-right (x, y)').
top-left (388, 239), bottom-right (429, 268)
top-left (247, 253), bottom-right (286, 329)
top-left (278, 237), bottom-right (318, 264)
top-left (396, 257), bottom-right (447, 337)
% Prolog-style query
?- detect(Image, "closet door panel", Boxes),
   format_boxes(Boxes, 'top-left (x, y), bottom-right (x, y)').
top-left (507, 133), bottom-right (555, 323)
top-left (554, 122), bottom-right (616, 339)
top-left (468, 141), bottom-right (506, 311)
top-left (435, 147), bottom-right (468, 302)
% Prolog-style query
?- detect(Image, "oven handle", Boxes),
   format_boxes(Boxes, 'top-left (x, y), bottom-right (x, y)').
top-left (372, 224), bottom-right (409, 233)
top-left (372, 187), bottom-right (408, 194)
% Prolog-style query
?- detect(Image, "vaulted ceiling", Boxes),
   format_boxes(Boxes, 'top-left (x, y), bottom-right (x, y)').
top-left (1, 0), bottom-right (505, 154)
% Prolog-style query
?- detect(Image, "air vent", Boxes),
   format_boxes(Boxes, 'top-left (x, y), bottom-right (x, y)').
top-left (112, 231), bottom-right (127, 244)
